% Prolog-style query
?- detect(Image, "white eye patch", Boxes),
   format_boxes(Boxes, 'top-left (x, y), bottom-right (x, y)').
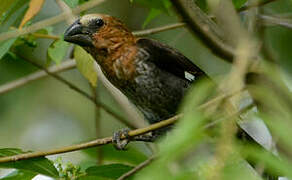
top-left (80, 14), bottom-right (104, 26)
top-left (184, 71), bottom-right (195, 81)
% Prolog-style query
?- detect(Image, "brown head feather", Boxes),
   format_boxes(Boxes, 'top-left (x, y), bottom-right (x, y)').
top-left (81, 14), bottom-right (138, 81)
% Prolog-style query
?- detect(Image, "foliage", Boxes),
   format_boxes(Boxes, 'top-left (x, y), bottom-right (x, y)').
top-left (0, 0), bottom-right (291, 180)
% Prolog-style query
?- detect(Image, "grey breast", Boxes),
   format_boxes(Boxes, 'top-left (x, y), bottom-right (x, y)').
top-left (123, 48), bottom-right (191, 123)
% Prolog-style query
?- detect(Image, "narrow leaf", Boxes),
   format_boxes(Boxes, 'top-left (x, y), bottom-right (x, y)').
top-left (0, 0), bottom-right (18, 17)
top-left (83, 144), bottom-right (148, 165)
top-left (0, 38), bottom-right (17, 60)
top-left (19, 0), bottom-right (45, 28)
top-left (74, 46), bottom-right (98, 87)
top-left (0, 148), bottom-right (59, 178)
top-left (142, 8), bottom-right (162, 28)
top-left (85, 164), bottom-right (133, 179)
top-left (63, 0), bottom-right (79, 8)
top-left (47, 39), bottom-right (69, 64)
top-left (0, 170), bottom-right (36, 180)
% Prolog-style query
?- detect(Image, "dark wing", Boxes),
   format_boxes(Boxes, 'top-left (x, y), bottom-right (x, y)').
top-left (137, 38), bottom-right (207, 82)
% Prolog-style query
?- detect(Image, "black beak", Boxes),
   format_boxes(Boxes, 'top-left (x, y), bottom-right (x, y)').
top-left (64, 20), bottom-right (93, 47)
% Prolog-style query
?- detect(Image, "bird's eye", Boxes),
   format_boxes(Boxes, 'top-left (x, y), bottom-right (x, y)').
top-left (93, 18), bottom-right (104, 27)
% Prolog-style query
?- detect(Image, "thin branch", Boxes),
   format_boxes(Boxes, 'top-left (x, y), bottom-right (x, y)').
top-left (117, 156), bottom-right (156, 180)
top-left (238, 0), bottom-right (279, 12)
top-left (32, 23), bottom-right (186, 41)
top-left (23, 58), bottom-right (136, 129)
top-left (0, 22), bottom-right (188, 95)
top-left (0, 89), bottom-right (249, 164)
top-left (0, 60), bottom-right (76, 95)
top-left (55, 0), bottom-right (76, 24)
top-left (170, 0), bottom-right (235, 62)
top-left (0, 115), bottom-right (179, 163)
top-left (0, 0), bottom-right (106, 42)
top-left (91, 85), bottom-right (103, 164)
top-left (32, 33), bottom-right (60, 40)
top-left (258, 15), bottom-right (292, 29)
top-left (133, 23), bottom-right (186, 36)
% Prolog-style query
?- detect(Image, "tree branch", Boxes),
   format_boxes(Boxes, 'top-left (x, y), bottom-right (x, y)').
top-left (133, 23), bottom-right (186, 36)
top-left (32, 23), bottom-right (186, 41)
top-left (0, 88), bottom-right (249, 164)
top-left (23, 58), bottom-right (136, 129)
top-left (238, 0), bottom-right (279, 12)
top-left (0, 115), bottom-right (179, 163)
top-left (0, 0), bottom-right (107, 42)
top-left (258, 14), bottom-right (292, 29)
top-left (170, 0), bottom-right (235, 62)
top-left (0, 60), bottom-right (76, 95)
top-left (91, 85), bottom-right (103, 164)
top-left (32, 33), bottom-right (60, 40)
top-left (117, 156), bottom-right (156, 180)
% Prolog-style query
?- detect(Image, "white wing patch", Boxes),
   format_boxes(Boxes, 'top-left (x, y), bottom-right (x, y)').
top-left (184, 71), bottom-right (195, 81)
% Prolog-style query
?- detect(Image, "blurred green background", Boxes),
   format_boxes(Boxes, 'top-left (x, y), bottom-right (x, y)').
top-left (0, 0), bottom-right (292, 179)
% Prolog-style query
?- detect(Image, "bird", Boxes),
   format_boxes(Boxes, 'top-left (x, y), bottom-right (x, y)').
top-left (64, 14), bottom-right (208, 149)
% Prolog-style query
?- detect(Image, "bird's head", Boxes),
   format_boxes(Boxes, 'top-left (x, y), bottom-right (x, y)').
top-left (64, 14), bottom-right (136, 55)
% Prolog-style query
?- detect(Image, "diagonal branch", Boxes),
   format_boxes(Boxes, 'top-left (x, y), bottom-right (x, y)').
top-left (0, 89), bottom-right (250, 164)
top-left (238, 0), bottom-right (279, 12)
top-left (117, 156), bottom-right (156, 180)
top-left (23, 58), bottom-right (136, 129)
top-left (0, 0), bottom-right (106, 42)
top-left (0, 60), bottom-right (76, 95)
top-left (170, 0), bottom-right (235, 62)
top-left (0, 115), bottom-right (179, 163)
top-left (133, 23), bottom-right (186, 36)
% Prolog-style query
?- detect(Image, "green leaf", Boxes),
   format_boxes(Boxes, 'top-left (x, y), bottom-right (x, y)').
top-left (47, 39), bottom-right (69, 64)
top-left (133, 0), bottom-right (171, 27)
top-left (142, 8), bottom-right (162, 28)
top-left (83, 144), bottom-right (148, 165)
top-left (232, 0), bottom-right (247, 9)
top-left (78, 176), bottom-right (108, 180)
top-left (0, 0), bottom-right (18, 16)
top-left (0, 148), bottom-right (59, 178)
top-left (243, 145), bottom-right (292, 179)
top-left (0, 170), bottom-right (36, 180)
top-left (223, 154), bottom-right (262, 180)
top-left (135, 80), bottom-right (215, 180)
top-left (74, 46), bottom-right (98, 87)
top-left (63, 0), bottom-right (79, 8)
top-left (85, 164), bottom-right (133, 179)
top-left (0, 0), bottom-right (29, 25)
top-left (159, 79), bottom-right (214, 161)
top-left (0, 38), bottom-right (17, 60)
top-left (195, 0), bottom-right (208, 12)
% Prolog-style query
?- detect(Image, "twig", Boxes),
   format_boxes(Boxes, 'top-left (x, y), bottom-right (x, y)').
top-left (0, 88), bottom-right (249, 164)
top-left (31, 23), bottom-right (186, 41)
top-left (170, 0), bottom-right (235, 62)
top-left (0, 60), bottom-right (76, 95)
top-left (0, 22), bottom-right (188, 95)
top-left (91, 85), bottom-right (103, 164)
top-left (0, 101), bottom-right (254, 164)
top-left (55, 0), bottom-right (76, 24)
top-left (117, 156), bottom-right (156, 180)
top-left (0, 0), bottom-right (106, 42)
top-left (32, 33), bottom-right (60, 40)
top-left (0, 115), bottom-right (179, 163)
top-left (23, 58), bottom-right (136, 129)
top-left (133, 23), bottom-right (186, 36)
top-left (258, 15), bottom-right (292, 29)
top-left (238, 0), bottom-right (279, 12)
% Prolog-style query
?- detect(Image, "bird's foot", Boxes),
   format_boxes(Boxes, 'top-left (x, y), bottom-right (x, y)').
top-left (132, 132), bottom-right (158, 142)
top-left (112, 128), bottom-right (130, 150)
top-left (112, 129), bottom-right (161, 150)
